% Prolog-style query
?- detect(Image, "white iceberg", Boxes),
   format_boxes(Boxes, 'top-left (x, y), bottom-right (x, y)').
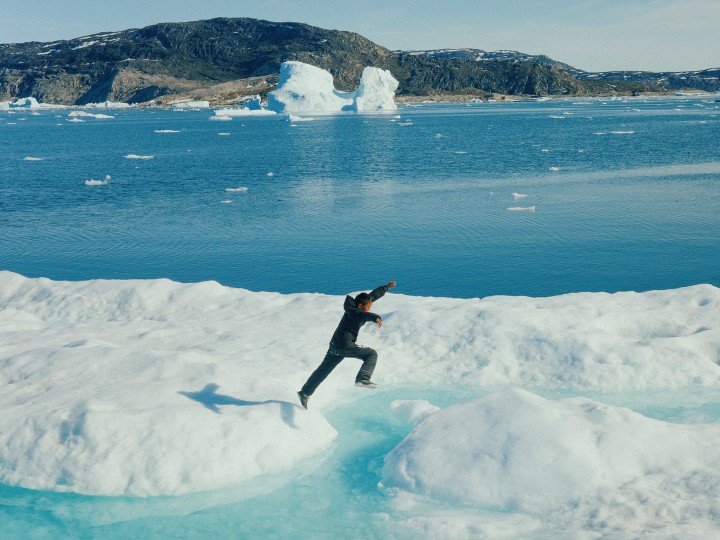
top-left (267, 61), bottom-right (398, 114)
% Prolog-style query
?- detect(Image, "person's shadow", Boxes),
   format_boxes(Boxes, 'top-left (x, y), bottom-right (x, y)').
top-left (178, 383), bottom-right (299, 429)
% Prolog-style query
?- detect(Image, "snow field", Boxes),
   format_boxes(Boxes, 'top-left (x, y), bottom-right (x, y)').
top-left (1, 272), bottom-right (719, 535)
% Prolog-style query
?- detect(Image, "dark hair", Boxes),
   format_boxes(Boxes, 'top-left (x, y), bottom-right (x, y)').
top-left (355, 292), bottom-right (372, 306)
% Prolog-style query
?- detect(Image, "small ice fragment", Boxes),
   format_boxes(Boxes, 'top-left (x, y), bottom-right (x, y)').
top-left (225, 187), bottom-right (248, 192)
top-left (124, 154), bottom-right (154, 160)
top-left (435, 133), bottom-right (443, 139)
top-left (210, 115), bottom-right (232, 121)
top-left (218, 133), bottom-right (231, 136)
top-left (23, 156), bottom-right (44, 161)
top-left (512, 193), bottom-right (528, 201)
top-left (454, 151), bottom-right (467, 154)
top-left (68, 118), bottom-right (84, 123)
top-left (549, 166), bottom-right (560, 171)
top-left (267, 172), bottom-right (274, 177)
top-left (84, 175), bottom-right (110, 186)
top-left (221, 200), bottom-right (232, 204)
top-left (288, 114), bottom-right (314, 122)
top-left (154, 129), bottom-right (180, 133)
top-left (611, 130), bottom-right (634, 135)
top-left (507, 206), bottom-right (536, 212)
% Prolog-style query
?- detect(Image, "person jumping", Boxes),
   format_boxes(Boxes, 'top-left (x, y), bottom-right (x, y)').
top-left (298, 281), bottom-right (396, 409)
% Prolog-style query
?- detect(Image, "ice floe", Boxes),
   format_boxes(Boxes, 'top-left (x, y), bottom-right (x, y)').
top-left (1, 273), bottom-right (718, 500)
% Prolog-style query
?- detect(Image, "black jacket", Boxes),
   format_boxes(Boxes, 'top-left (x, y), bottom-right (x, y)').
top-left (330, 285), bottom-right (388, 347)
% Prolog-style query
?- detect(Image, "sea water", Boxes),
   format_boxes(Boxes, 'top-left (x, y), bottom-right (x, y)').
top-left (2, 97), bottom-right (719, 299)
top-left (1, 97), bottom-right (720, 538)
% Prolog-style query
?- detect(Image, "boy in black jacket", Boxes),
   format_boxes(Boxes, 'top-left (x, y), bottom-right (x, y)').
top-left (298, 281), bottom-right (396, 409)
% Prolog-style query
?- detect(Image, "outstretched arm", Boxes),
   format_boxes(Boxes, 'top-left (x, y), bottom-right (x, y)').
top-left (369, 281), bottom-right (396, 302)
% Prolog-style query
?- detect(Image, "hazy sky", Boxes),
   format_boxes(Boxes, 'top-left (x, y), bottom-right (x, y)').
top-left (1, 0), bottom-right (718, 72)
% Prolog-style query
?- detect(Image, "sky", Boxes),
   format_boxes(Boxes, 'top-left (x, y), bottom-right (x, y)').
top-left (1, 0), bottom-right (718, 72)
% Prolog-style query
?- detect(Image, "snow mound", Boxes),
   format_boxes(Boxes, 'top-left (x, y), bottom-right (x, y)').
top-left (0, 273), bottom-right (336, 497)
top-left (267, 61), bottom-right (398, 114)
top-left (382, 389), bottom-right (720, 533)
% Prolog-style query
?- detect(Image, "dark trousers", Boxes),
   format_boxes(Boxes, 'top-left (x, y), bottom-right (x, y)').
top-left (301, 343), bottom-right (378, 396)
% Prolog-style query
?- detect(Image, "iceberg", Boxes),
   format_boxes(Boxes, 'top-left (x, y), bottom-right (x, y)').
top-left (267, 61), bottom-right (398, 114)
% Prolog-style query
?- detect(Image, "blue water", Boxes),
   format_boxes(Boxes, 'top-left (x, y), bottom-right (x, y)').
top-left (2, 97), bottom-right (720, 538)
top-left (2, 97), bottom-right (719, 298)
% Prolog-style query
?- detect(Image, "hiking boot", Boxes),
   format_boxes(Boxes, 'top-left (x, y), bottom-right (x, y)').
top-left (355, 380), bottom-right (378, 389)
top-left (297, 391), bottom-right (309, 409)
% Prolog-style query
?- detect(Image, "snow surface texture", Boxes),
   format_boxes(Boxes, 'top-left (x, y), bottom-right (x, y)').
top-left (267, 61), bottom-right (398, 114)
top-left (383, 389), bottom-right (720, 534)
top-left (1, 272), bottom-right (719, 535)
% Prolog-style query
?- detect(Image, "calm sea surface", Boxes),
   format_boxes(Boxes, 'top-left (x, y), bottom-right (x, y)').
top-left (1, 97), bottom-right (719, 298)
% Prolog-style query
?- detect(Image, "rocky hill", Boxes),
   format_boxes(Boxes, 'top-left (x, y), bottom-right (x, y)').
top-left (1, 18), bottom-right (716, 106)
top-left (405, 49), bottom-right (720, 94)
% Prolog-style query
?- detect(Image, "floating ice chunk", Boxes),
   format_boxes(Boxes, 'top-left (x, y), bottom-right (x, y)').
top-left (267, 61), bottom-right (398, 114)
top-left (511, 192), bottom-right (528, 200)
top-left (68, 118), bottom-right (84, 123)
top-left (225, 187), bottom-right (248, 192)
top-left (82, 101), bottom-right (131, 109)
top-left (288, 114), bottom-right (314, 122)
top-left (69, 111), bottom-right (113, 119)
top-left (124, 154), bottom-right (154, 160)
top-left (210, 115), bottom-right (233, 121)
top-left (549, 115), bottom-right (566, 119)
top-left (84, 175), bottom-right (110, 186)
top-left (154, 130), bottom-right (180, 133)
top-left (390, 400), bottom-right (440, 424)
top-left (549, 166), bottom-right (560, 171)
top-left (172, 100), bottom-right (210, 109)
top-left (454, 151), bottom-right (467, 154)
top-left (267, 172), bottom-right (274, 177)
top-left (213, 108), bottom-right (275, 117)
top-left (9, 97), bottom-right (41, 109)
top-left (611, 130), bottom-right (635, 135)
top-left (221, 200), bottom-right (233, 204)
top-left (397, 122), bottom-right (414, 126)
top-left (23, 156), bottom-right (44, 161)
top-left (507, 206), bottom-right (536, 212)
top-left (218, 132), bottom-right (231, 136)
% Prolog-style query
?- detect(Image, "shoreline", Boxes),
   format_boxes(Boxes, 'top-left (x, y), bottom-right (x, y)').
top-left (3, 89), bottom-right (718, 111)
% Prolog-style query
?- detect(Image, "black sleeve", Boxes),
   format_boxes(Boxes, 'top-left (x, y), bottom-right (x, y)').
top-left (369, 284), bottom-right (389, 302)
